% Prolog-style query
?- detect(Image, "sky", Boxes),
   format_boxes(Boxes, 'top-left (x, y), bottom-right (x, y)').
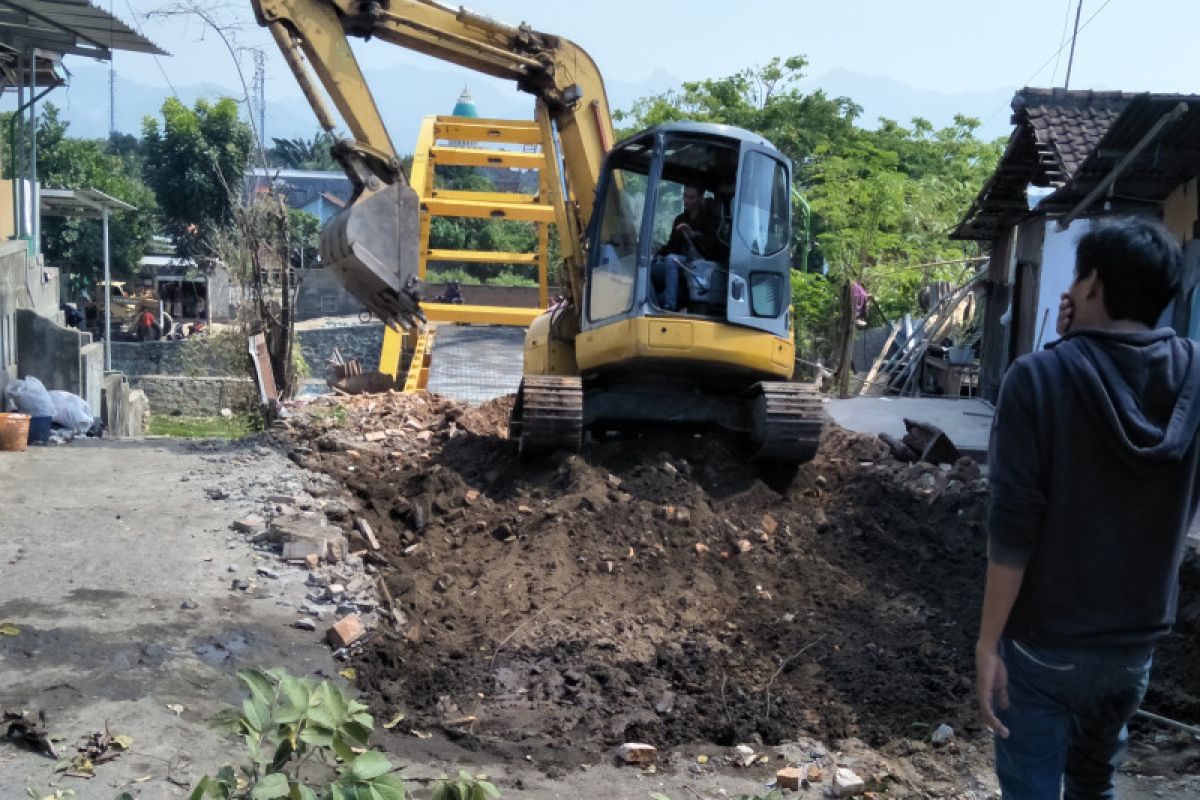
top-left (103, 0), bottom-right (1200, 94)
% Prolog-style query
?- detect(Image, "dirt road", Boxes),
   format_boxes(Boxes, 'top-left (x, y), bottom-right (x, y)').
top-left (0, 429), bottom-right (1195, 799)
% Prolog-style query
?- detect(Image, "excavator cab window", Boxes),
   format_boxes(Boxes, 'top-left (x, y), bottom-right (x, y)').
top-left (588, 142), bottom-right (652, 322)
top-left (646, 136), bottom-right (738, 317)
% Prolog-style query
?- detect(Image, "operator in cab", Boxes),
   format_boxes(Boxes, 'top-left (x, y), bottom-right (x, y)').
top-left (659, 185), bottom-right (720, 260)
top-left (654, 185), bottom-right (722, 312)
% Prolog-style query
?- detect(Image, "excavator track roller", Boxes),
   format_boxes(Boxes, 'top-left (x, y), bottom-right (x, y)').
top-left (509, 376), bottom-right (584, 457)
top-left (749, 382), bottom-right (826, 464)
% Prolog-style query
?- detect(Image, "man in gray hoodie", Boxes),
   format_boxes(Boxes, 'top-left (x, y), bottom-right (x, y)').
top-left (976, 217), bottom-right (1198, 799)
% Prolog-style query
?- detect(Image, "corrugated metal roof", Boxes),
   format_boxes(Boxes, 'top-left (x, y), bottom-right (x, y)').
top-left (0, 0), bottom-right (165, 60)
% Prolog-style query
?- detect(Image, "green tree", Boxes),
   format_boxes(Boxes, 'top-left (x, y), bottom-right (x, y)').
top-left (288, 207), bottom-right (320, 267)
top-left (615, 56), bottom-right (862, 168)
top-left (10, 104), bottom-right (158, 284)
top-left (270, 132), bottom-right (338, 171)
top-left (141, 97), bottom-right (255, 257)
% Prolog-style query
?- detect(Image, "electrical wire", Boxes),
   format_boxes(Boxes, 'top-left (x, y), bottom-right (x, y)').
top-left (982, 0), bottom-right (1114, 128)
top-left (122, 0), bottom-right (181, 104)
top-left (1049, 0), bottom-right (1076, 87)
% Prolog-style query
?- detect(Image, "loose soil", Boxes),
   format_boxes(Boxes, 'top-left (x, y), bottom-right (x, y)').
top-left (279, 392), bottom-right (1200, 790)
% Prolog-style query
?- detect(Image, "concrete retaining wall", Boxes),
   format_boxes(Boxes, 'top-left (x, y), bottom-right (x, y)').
top-left (134, 375), bottom-right (257, 416)
top-left (15, 309), bottom-right (101, 412)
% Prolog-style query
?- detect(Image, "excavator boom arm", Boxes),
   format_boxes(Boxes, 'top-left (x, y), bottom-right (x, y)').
top-left (253, 0), bottom-right (615, 306)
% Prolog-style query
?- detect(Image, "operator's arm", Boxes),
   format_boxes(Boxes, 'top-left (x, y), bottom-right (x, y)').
top-left (976, 359), bottom-right (1045, 737)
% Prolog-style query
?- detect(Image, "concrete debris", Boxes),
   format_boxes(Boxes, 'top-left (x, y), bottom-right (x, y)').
top-left (293, 618), bottom-right (318, 631)
top-left (256, 567), bottom-right (280, 580)
top-left (619, 742), bottom-right (657, 765)
top-left (179, 599), bottom-right (199, 610)
top-left (931, 723), bottom-right (955, 745)
top-left (231, 579), bottom-right (250, 591)
top-left (833, 766), bottom-right (866, 797)
top-left (232, 515), bottom-right (265, 534)
top-left (733, 744), bottom-right (757, 767)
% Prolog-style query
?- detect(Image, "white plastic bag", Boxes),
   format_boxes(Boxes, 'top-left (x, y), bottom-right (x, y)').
top-left (49, 390), bottom-right (94, 434)
top-left (5, 376), bottom-right (56, 417)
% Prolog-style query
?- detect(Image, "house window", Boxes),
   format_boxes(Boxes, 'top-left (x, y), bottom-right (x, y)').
top-left (321, 294), bottom-right (337, 314)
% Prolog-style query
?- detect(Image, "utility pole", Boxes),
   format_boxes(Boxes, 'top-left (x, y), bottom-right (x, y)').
top-left (1064, 0), bottom-right (1084, 90)
top-left (253, 50), bottom-right (266, 149)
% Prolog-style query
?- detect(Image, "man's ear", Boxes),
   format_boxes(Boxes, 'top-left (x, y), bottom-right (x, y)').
top-left (1079, 271), bottom-right (1102, 300)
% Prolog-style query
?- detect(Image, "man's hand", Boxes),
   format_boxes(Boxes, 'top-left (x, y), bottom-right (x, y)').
top-left (1055, 292), bottom-right (1074, 336)
top-left (976, 641), bottom-right (1010, 738)
top-left (675, 222), bottom-right (694, 236)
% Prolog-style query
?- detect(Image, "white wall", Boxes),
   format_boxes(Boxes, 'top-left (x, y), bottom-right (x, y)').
top-left (1034, 218), bottom-right (1090, 350)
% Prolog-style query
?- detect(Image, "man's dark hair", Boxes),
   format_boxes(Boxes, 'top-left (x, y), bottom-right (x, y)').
top-left (1075, 217), bottom-right (1183, 326)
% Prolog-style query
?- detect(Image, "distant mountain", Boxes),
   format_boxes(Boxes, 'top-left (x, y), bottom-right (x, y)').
top-left (27, 61), bottom-right (682, 152)
top-left (17, 62), bottom-right (1017, 150)
top-left (800, 68), bottom-right (1017, 141)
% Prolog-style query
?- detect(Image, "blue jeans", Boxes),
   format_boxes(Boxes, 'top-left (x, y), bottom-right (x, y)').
top-left (995, 637), bottom-right (1153, 800)
top-left (651, 255), bottom-right (687, 310)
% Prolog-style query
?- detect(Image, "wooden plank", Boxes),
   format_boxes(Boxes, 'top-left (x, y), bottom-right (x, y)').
top-left (355, 517), bottom-right (381, 550)
top-left (858, 321), bottom-right (901, 396)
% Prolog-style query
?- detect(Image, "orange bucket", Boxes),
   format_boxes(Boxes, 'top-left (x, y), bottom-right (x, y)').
top-left (0, 413), bottom-right (30, 452)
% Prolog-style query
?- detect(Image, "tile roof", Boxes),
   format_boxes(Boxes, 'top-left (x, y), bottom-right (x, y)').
top-left (952, 88), bottom-right (1137, 240)
top-left (1013, 88), bottom-right (1137, 185)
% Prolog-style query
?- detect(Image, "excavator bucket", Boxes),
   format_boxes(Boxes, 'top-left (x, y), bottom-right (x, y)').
top-left (319, 181), bottom-right (425, 328)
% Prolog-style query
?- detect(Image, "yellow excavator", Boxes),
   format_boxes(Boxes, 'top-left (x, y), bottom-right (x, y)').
top-left (253, 0), bottom-right (826, 462)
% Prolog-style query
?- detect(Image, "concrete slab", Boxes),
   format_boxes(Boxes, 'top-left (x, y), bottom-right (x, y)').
top-left (426, 324), bottom-right (525, 405)
top-left (826, 396), bottom-right (994, 455)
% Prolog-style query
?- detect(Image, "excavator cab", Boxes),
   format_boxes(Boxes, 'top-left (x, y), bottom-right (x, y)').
top-left (584, 123), bottom-right (794, 341)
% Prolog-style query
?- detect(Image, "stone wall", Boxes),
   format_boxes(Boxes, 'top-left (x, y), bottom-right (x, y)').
top-left (297, 324), bottom-right (384, 377)
top-left (110, 326), bottom-right (387, 384)
top-left (133, 375), bottom-right (257, 416)
top-left (111, 340), bottom-right (243, 378)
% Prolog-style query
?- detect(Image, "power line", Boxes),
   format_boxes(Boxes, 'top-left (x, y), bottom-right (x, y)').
top-left (121, 0), bottom-right (182, 106)
top-left (982, 0), bottom-right (1114, 128)
top-left (1018, 0), bottom-right (1112, 90)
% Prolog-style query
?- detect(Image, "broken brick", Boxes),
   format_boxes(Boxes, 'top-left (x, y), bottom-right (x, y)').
top-left (737, 539), bottom-right (752, 553)
top-left (761, 513), bottom-right (779, 536)
top-left (776, 767), bottom-right (803, 791)
top-left (327, 615), bottom-right (366, 649)
top-left (363, 431), bottom-right (387, 443)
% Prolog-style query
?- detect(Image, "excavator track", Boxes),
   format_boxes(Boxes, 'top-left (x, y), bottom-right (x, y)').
top-left (749, 382), bottom-right (827, 464)
top-left (509, 376), bottom-right (584, 457)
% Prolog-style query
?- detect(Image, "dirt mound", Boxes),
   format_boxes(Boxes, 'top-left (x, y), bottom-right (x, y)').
top-left (279, 391), bottom-right (1199, 773)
